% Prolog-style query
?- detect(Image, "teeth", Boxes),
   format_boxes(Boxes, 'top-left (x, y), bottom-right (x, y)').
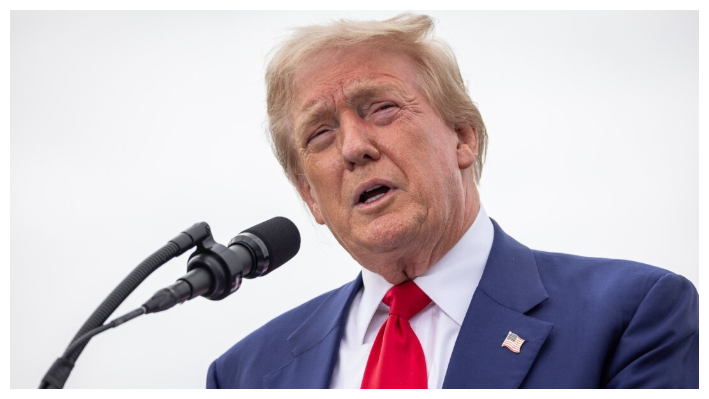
top-left (365, 185), bottom-right (382, 193)
top-left (364, 193), bottom-right (385, 203)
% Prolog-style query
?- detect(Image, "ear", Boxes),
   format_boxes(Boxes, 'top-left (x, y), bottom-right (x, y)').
top-left (295, 174), bottom-right (326, 225)
top-left (455, 123), bottom-right (478, 170)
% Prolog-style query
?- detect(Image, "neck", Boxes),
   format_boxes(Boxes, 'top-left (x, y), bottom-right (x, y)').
top-left (362, 184), bottom-right (481, 285)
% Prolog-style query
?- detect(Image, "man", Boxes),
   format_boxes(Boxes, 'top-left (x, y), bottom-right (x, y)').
top-left (207, 14), bottom-right (698, 388)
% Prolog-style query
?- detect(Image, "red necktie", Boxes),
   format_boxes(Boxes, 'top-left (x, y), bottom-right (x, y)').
top-left (361, 280), bottom-right (432, 389)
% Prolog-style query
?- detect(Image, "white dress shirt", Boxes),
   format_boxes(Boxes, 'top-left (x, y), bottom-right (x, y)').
top-left (329, 206), bottom-right (494, 389)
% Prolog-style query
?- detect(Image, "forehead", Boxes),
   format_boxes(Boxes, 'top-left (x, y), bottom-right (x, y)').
top-left (289, 47), bottom-right (420, 116)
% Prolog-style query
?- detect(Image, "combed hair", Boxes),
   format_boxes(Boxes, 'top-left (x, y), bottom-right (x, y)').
top-left (265, 13), bottom-right (488, 184)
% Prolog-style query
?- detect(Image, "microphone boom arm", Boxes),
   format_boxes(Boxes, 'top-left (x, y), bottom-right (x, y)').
top-left (38, 216), bottom-right (300, 389)
top-left (38, 222), bottom-right (213, 389)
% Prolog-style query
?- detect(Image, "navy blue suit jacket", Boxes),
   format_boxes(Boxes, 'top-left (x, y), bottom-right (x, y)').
top-left (207, 220), bottom-right (699, 388)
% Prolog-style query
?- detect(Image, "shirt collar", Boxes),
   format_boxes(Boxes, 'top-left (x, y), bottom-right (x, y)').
top-left (356, 205), bottom-right (494, 343)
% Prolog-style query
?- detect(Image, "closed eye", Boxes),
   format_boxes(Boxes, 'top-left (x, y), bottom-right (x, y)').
top-left (374, 102), bottom-right (396, 112)
top-left (368, 102), bottom-right (399, 124)
top-left (309, 127), bottom-right (331, 142)
top-left (306, 125), bottom-right (336, 150)
top-left (313, 128), bottom-right (330, 137)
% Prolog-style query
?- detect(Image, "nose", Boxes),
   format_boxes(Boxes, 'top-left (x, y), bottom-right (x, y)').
top-left (339, 112), bottom-right (380, 171)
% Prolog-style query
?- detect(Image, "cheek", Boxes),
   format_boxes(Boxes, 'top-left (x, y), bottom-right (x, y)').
top-left (304, 162), bottom-right (343, 207)
top-left (413, 139), bottom-right (463, 200)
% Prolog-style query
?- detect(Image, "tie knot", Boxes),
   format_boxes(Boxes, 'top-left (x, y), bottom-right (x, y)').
top-left (382, 280), bottom-right (431, 320)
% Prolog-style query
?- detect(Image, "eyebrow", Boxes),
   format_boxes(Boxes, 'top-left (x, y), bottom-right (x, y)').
top-left (293, 100), bottom-right (333, 143)
top-left (343, 79), bottom-right (409, 105)
top-left (292, 79), bottom-right (410, 142)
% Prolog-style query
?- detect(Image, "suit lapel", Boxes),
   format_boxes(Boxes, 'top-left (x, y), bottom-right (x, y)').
top-left (261, 220), bottom-right (551, 388)
top-left (263, 275), bottom-right (363, 388)
top-left (443, 220), bottom-right (554, 388)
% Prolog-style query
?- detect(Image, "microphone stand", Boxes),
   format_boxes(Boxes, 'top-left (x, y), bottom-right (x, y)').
top-left (38, 222), bottom-right (212, 389)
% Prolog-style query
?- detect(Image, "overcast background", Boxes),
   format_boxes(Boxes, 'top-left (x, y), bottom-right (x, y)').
top-left (11, 10), bottom-right (698, 388)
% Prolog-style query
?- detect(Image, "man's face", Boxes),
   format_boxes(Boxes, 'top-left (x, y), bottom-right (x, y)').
top-left (290, 47), bottom-right (478, 283)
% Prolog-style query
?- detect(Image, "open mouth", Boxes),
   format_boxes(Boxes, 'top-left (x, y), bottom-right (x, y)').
top-left (359, 184), bottom-right (391, 204)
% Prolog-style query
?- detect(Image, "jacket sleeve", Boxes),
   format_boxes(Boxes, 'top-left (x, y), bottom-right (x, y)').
top-left (605, 272), bottom-right (698, 388)
top-left (206, 360), bottom-right (219, 389)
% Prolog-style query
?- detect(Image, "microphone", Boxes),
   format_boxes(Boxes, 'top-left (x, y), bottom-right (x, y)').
top-left (142, 217), bottom-right (300, 313)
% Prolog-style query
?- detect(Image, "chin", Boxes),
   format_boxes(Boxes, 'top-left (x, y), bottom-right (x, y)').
top-left (352, 214), bottom-right (421, 254)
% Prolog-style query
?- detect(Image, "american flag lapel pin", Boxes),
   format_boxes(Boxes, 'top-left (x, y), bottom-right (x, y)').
top-left (501, 331), bottom-right (525, 353)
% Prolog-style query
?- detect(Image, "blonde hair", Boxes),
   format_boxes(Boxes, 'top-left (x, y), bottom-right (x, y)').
top-left (266, 13), bottom-right (488, 184)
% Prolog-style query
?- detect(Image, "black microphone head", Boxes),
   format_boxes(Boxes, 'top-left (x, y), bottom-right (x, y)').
top-left (229, 216), bottom-right (300, 278)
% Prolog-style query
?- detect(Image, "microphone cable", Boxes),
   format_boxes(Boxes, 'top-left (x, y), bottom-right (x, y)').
top-left (38, 217), bottom-right (300, 389)
top-left (39, 222), bottom-right (212, 389)
top-left (62, 307), bottom-right (146, 360)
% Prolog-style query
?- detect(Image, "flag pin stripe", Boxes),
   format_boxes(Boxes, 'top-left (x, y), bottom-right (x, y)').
top-left (501, 331), bottom-right (525, 353)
